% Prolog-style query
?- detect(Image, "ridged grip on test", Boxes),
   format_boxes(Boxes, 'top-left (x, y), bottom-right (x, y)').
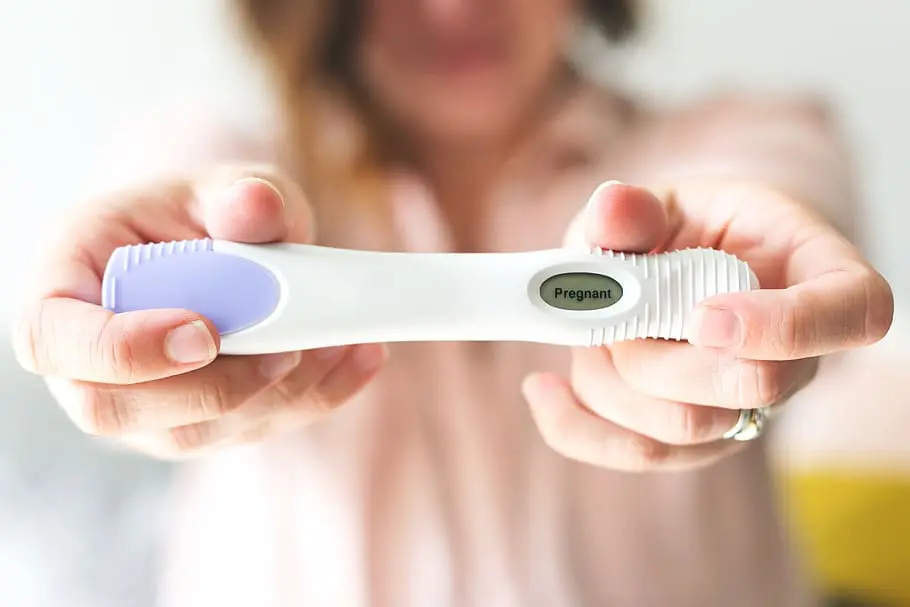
top-left (589, 247), bottom-right (758, 346)
top-left (101, 238), bottom-right (282, 335)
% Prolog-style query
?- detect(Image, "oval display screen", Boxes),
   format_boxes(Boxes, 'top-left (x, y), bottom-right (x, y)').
top-left (539, 272), bottom-right (623, 311)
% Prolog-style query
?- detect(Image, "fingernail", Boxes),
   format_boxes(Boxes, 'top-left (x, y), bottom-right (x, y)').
top-left (584, 181), bottom-right (625, 246)
top-left (165, 321), bottom-right (217, 364)
top-left (259, 351), bottom-right (302, 380)
top-left (689, 307), bottom-right (743, 348)
top-left (239, 177), bottom-right (284, 207)
top-left (585, 180), bottom-right (623, 218)
top-left (215, 177), bottom-right (284, 209)
top-left (353, 344), bottom-right (387, 372)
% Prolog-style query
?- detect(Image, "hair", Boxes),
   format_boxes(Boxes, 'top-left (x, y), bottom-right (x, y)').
top-left (234, 0), bottom-right (639, 208)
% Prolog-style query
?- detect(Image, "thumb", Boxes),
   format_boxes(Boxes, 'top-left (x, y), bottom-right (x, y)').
top-left (194, 164), bottom-right (315, 244)
top-left (565, 181), bottom-right (674, 254)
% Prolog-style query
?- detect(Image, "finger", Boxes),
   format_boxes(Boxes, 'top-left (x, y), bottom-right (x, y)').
top-left (209, 342), bottom-right (387, 423)
top-left (570, 347), bottom-right (739, 445)
top-left (118, 417), bottom-right (279, 461)
top-left (117, 343), bottom-right (388, 458)
top-left (193, 165), bottom-right (314, 244)
top-left (13, 299), bottom-right (218, 383)
top-left (306, 342), bottom-right (389, 408)
top-left (522, 372), bottom-right (742, 472)
top-left (26, 165), bottom-right (311, 302)
top-left (686, 265), bottom-right (894, 359)
top-left (607, 339), bottom-right (817, 409)
top-left (47, 347), bottom-right (337, 436)
top-left (12, 164), bottom-right (312, 367)
top-left (565, 181), bottom-right (675, 253)
top-left (11, 165), bottom-right (318, 399)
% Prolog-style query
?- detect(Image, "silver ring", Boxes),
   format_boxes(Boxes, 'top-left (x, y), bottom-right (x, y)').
top-left (723, 407), bottom-right (772, 442)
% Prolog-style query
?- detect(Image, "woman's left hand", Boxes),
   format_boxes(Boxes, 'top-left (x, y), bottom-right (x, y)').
top-left (521, 181), bottom-right (894, 471)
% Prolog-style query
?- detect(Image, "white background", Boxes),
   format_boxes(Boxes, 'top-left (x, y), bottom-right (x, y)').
top-left (0, 2), bottom-right (907, 605)
top-left (1, 0), bottom-right (908, 321)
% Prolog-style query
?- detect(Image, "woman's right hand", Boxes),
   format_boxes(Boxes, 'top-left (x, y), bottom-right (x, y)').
top-left (10, 165), bottom-right (388, 459)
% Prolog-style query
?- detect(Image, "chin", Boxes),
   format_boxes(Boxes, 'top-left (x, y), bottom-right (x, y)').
top-left (418, 105), bottom-right (519, 145)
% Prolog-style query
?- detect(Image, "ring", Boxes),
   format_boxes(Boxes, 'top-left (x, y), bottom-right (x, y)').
top-left (723, 407), bottom-right (772, 442)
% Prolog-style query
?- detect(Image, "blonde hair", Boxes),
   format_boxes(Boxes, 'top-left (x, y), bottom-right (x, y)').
top-left (235, 0), bottom-right (639, 208)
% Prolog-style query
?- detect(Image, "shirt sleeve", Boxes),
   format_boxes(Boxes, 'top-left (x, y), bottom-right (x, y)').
top-left (638, 92), bottom-right (861, 243)
top-left (645, 93), bottom-right (909, 467)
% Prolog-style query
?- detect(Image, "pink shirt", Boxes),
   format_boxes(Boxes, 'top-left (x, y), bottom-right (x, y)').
top-left (144, 84), bottom-right (870, 607)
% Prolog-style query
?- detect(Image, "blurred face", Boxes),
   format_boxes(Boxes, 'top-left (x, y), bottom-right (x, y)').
top-left (356, 0), bottom-right (579, 147)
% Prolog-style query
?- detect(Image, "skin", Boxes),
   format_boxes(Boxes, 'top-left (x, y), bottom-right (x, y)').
top-left (9, 0), bottom-right (894, 468)
top-left (532, 179), bottom-right (891, 469)
top-left (358, 0), bottom-right (575, 147)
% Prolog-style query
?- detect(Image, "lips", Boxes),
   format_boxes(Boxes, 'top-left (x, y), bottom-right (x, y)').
top-left (423, 39), bottom-right (505, 72)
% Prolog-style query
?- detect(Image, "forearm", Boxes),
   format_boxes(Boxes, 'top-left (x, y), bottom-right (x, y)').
top-left (636, 94), bottom-right (860, 241)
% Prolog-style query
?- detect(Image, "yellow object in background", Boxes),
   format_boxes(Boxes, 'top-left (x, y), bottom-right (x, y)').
top-left (781, 471), bottom-right (910, 607)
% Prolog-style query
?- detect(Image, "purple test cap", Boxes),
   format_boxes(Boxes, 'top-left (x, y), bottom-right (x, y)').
top-left (101, 238), bottom-right (281, 335)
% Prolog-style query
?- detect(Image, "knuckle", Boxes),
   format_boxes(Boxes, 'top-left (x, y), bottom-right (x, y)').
top-left (666, 402), bottom-right (716, 444)
top-left (739, 360), bottom-right (789, 408)
top-left (184, 381), bottom-right (234, 419)
top-left (69, 384), bottom-right (125, 436)
top-left (96, 319), bottom-right (140, 384)
top-left (167, 422), bottom-right (216, 454)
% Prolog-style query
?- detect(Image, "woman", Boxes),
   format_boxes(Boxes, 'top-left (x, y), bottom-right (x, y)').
top-left (11, 0), bottom-right (896, 605)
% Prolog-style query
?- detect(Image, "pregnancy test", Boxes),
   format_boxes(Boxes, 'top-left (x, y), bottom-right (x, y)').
top-left (101, 238), bottom-right (758, 355)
